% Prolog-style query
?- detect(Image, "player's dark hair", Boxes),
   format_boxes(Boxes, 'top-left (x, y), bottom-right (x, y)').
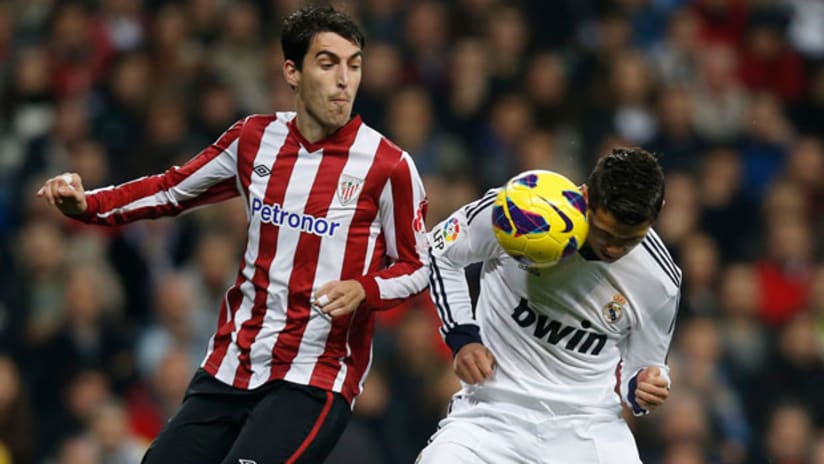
top-left (587, 147), bottom-right (665, 225)
top-left (281, 6), bottom-right (365, 70)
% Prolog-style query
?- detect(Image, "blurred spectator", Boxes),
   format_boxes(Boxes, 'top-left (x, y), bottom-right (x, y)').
top-left (2, 46), bottom-right (54, 142)
top-left (0, 356), bottom-right (35, 464)
top-left (716, 264), bottom-right (768, 392)
top-left (476, 92), bottom-right (534, 188)
top-left (41, 369), bottom-right (112, 461)
top-left (678, 233), bottom-right (721, 319)
top-left (441, 37), bottom-right (490, 140)
top-left (211, 1), bottom-right (267, 114)
top-left (403, 1), bottom-right (451, 92)
top-left (48, 2), bottom-right (113, 97)
top-left (671, 317), bottom-right (750, 462)
top-left (185, 230), bottom-right (239, 316)
top-left (483, 2), bottom-right (529, 89)
top-left (523, 51), bottom-right (571, 130)
top-left (15, 219), bottom-right (67, 345)
top-left (749, 313), bottom-right (824, 437)
top-left (148, 3), bottom-right (201, 93)
top-left (89, 400), bottom-right (145, 464)
top-left (649, 7), bottom-right (700, 85)
top-left (735, 92), bottom-right (794, 201)
top-left (738, 6), bottom-right (805, 102)
top-left (692, 0), bottom-right (749, 48)
top-left (656, 172), bottom-right (699, 250)
top-left (690, 45), bottom-right (749, 144)
top-left (646, 84), bottom-right (707, 174)
top-left (99, 0), bottom-right (145, 53)
top-left (385, 85), bottom-right (468, 177)
top-left (136, 272), bottom-right (211, 376)
top-left (126, 347), bottom-right (194, 443)
top-left (785, 0), bottom-right (824, 60)
top-left (755, 215), bottom-right (814, 326)
top-left (791, 64), bottom-right (824, 136)
top-left (354, 41), bottom-right (403, 130)
top-left (55, 434), bottom-right (102, 464)
top-left (763, 403), bottom-right (814, 464)
top-left (784, 137), bottom-right (824, 229)
top-left (697, 147), bottom-right (758, 261)
top-left (94, 51), bottom-right (151, 169)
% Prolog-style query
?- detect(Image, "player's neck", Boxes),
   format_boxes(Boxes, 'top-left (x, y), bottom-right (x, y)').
top-left (294, 103), bottom-right (342, 144)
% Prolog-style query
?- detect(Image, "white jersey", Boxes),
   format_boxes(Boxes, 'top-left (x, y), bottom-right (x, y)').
top-left (428, 189), bottom-right (681, 417)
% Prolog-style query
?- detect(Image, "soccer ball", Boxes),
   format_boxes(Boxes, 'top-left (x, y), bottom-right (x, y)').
top-left (491, 170), bottom-right (589, 267)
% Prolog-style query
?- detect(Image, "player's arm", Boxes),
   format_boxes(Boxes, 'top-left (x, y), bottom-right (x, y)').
top-left (429, 189), bottom-right (503, 384)
top-left (37, 119), bottom-right (245, 225)
top-left (318, 152), bottom-right (429, 317)
top-left (618, 291), bottom-right (680, 415)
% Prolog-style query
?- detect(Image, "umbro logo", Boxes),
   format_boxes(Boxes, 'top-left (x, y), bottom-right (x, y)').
top-left (239, 459), bottom-right (257, 464)
top-left (253, 165), bottom-right (271, 177)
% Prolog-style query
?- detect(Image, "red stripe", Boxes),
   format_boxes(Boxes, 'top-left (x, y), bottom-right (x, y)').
top-left (269, 136), bottom-right (355, 381)
top-left (233, 127), bottom-right (300, 388)
top-left (284, 391), bottom-right (335, 464)
top-left (204, 116), bottom-right (273, 374)
top-left (203, 282), bottom-right (244, 374)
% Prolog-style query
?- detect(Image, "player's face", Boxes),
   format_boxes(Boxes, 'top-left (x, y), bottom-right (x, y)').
top-left (293, 32), bottom-right (362, 130)
top-left (586, 208), bottom-right (651, 262)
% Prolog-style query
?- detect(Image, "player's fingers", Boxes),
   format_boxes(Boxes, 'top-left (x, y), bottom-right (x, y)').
top-left (455, 357), bottom-right (483, 384)
top-left (635, 389), bottom-right (666, 406)
top-left (474, 351), bottom-right (494, 378)
top-left (640, 383), bottom-right (669, 398)
top-left (47, 180), bottom-right (62, 205)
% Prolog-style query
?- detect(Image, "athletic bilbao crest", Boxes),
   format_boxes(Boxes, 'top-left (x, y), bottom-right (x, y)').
top-left (337, 174), bottom-right (364, 205)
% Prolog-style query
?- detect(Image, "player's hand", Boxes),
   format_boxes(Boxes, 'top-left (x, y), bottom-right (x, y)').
top-left (313, 280), bottom-right (366, 318)
top-left (454, 343), bottom-right (496, 385)
top-left (634, 366), bottom-right (669, 411)
top-left (36, 172), bottom-right (87, 216)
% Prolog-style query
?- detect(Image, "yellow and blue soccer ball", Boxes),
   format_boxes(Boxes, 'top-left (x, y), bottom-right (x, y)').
top-left (492, 170), bottom-right (589, 267)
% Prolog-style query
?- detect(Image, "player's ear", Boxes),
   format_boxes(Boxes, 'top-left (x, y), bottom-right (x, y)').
top-left (283, 59), bottom-right (301, 91)
top-left (580, 184), bottom-right (588, 203)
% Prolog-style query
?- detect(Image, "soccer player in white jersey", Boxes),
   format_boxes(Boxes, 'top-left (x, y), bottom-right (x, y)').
top-left (418, 148), bottom-right (680, 464)
top-left (36, 7), bottom-right (429, 464)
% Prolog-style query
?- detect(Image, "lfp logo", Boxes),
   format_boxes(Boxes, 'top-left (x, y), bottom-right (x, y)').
top-left (251, 197), bottom-right (342, 237)
top-left (442, 217), bottom-right (460, 243)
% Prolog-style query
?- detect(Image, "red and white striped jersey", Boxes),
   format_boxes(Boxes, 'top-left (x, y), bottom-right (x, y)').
top-left (77, 112), bottom-right (429, 402)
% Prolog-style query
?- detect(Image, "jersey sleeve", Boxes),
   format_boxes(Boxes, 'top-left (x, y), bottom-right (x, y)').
top-left (428, 189), bottom-right (505, 356)
top-left (619, 291), bottom-right (680, 415)
top-left (353, 152), bottom-right (430, 310)
top-left (75, 119), bottom-right (244, 226)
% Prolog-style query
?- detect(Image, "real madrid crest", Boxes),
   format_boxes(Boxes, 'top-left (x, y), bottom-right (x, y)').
top-left (602, 294), bottom-right (627, 323)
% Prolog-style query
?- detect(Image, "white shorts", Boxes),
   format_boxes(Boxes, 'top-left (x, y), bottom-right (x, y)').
top-left (417, 395), bottom-right (642, 464)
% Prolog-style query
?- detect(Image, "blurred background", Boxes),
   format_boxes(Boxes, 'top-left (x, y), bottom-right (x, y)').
top-left (0, 0), bottom-right (822, 462)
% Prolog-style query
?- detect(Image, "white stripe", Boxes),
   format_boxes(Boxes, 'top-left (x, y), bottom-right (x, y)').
top-left (376, 265), bottom-right (429, 299)
top-left (211, 120), bottom-right (286, 384)
top-left (284, 124), bottom-right (381, 387)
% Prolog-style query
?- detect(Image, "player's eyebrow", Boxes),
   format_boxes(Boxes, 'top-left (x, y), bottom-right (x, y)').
top-left (314, 50), bottom-right (363, 61)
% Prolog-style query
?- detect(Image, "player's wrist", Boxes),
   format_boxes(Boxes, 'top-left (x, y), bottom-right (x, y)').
top-left (445, 324), bottom-right (482, 358)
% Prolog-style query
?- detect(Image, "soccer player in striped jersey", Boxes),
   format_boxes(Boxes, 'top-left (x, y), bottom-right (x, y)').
top-left (418, 148), bottom-right (680, 463)
top-left (37, 7), bottom-right (429, 464)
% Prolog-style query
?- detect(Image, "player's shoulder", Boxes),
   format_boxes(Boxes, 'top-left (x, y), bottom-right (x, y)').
top-left (356, 119), bottom-right (406, 160)
top-left (630, 228), bottom-right (682, 296)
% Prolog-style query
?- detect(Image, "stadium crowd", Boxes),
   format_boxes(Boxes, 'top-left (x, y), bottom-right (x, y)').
top-left (0, 0), bottom-right (823, 463)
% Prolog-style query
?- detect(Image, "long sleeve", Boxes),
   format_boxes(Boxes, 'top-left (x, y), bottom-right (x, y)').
top-left (76, 119), bottom-right (244, 226)
top-left (427, 189), bottom-right (505, 356)
top-left (353, 152), bottom-right (430, 310)
top-left (619, 291), bottom-right (680, 415)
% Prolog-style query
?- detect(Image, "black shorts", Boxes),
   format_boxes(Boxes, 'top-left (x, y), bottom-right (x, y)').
top-left (141, 369), bottom-right (351, 464)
